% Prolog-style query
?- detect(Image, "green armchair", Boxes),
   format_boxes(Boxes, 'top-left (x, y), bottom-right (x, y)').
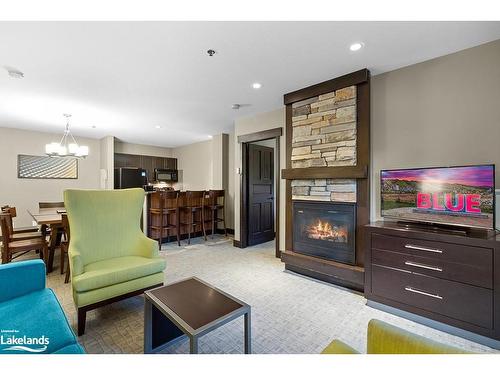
top-left (322, 319), bottom-right (469, 354)
top-left (64, 188), bottom-right (166, 335)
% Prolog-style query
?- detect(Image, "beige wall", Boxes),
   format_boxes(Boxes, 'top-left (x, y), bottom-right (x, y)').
top-left (172, 139), bottom-right (214, 191)
top-left (0, 127), bottom-right (101, 227)
top-left (114, 140), bottom-right (173, 157)
top-left (233, 108), bottom-right (286, 250)
top-left (371, 39), bottom-right (500, 220)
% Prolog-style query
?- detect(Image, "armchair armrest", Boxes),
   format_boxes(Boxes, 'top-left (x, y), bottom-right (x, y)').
top-left (68, 245), bottom-right (84, 277)
top-left (136, 234), bottom-right (160, 258)
top-left (0, 260), bottom-right (46, 303)
top-left (321, 339), bottom-right (360, 354)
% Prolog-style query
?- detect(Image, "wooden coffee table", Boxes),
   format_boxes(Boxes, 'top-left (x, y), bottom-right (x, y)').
top-left (144, 277), bottom-right (251, 354)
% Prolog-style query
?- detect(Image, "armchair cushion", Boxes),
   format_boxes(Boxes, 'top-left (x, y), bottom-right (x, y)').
top-left (0, 260), bottom-right (45, 303)
top-left (72, 255), bottom-right (166, 292)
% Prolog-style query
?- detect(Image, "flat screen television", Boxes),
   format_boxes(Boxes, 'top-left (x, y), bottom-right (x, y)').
top-left (380, 164), bottom-right (495, 230)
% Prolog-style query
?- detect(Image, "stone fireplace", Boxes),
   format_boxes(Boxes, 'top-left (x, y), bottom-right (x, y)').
top-left (293, 201), bottom-right (356, 264)
top-left (282, 68), bottom-right (370, 291)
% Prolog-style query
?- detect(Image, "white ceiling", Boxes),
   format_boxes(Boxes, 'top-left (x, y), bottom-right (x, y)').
top-left (1, 21), bottom-right (500, 147)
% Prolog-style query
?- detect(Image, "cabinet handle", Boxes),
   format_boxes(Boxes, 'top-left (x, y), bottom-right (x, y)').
top-left (404, 261), bottom-right (443, 272)
top-left (405, 286), bottom-right (443, 300)
top-left (405, 244), bottom-right (443, 254)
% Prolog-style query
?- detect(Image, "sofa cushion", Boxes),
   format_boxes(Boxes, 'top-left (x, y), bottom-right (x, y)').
top-left (0, 289), bottom-right (78, 354)
top-left (52, 343), bottom-right (86, 354)
top-left (72, 256), bottom-right (166, 292)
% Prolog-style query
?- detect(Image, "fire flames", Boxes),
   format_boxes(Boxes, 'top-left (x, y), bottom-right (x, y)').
top-left (306, 219), bottom-right (348, 242)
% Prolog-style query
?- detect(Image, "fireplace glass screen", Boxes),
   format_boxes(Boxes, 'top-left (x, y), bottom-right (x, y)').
top-left (293, 201), bottom-right (356, 264)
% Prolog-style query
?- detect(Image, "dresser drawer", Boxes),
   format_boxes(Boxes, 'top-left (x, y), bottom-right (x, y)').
top-left (371, 265), bottom-right (493, 329)
top-left (371, 233), bottom-right (492, 269)
top-left (372, 248), bottom-right (492, 289)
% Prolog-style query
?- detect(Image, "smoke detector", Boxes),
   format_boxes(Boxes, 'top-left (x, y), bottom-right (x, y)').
top-left (207, 49), bottom-right (216, 57)
top-left (4, 66), bottom-right (24, 79)
top-left (232, 104), bottom-right (241, 110)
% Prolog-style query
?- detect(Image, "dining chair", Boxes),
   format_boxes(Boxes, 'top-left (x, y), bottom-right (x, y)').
top-left (0, 206), bottom-right (43, 241)
top-left (0, 213), bottom-right (48, 268)
top-left (60, 214), bottom-right (71, 283)
top-left (1, 206), bottom-right (43, 241)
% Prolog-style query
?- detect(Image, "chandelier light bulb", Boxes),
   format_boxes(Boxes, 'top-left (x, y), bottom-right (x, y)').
top-left (45, 114), bottom-right (89, 159)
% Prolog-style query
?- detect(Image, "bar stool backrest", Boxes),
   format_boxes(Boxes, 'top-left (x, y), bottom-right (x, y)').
top-left (185, 191), bottom-right (206, 208)
top-left (208, 190), bottom-right (225, 206)
top-left (163, 191), bottom-right (178, 210)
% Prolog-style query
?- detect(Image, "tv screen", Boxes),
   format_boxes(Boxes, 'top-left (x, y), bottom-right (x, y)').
top-left (380, 165), bottom-right (495, 230)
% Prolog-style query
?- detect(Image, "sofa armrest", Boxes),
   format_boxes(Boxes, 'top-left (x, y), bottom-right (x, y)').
top-left (68, 245), bottom-right (84, 277)
top-left (136, 234), bottom-right (160, 258)
top-left (321, 340), bottom-right (360, 354)
top-left (0, 260), bottom-right (46, 303)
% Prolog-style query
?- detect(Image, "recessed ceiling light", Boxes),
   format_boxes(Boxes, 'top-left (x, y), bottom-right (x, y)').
top-left (232, 104), bottom-right (241, 110)
top-left (155, 125), bottom-right (162, 129)
top-left (91, 125), bottom-right (96, 129)
top-left (207, 135), bottom-right (213, 139)
top-left (252, 82), bottom-right (262, 89)
top-left (349, 42), bottom-right (364, 52)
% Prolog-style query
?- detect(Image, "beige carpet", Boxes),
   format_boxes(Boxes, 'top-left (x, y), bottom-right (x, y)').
top-left (15, 236), bottom-right (500, 354)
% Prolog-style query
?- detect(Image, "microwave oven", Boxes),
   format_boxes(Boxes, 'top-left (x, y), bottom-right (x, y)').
top-left (154, 168), bottom-right (178, 182)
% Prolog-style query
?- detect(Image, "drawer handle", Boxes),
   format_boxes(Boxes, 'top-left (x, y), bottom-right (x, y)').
top-left (405, 244), bottom-right (443, 254)
top-left (404, 261), bottom-right (443, 272)
top-left (405, 286), bottom-right (443, 300)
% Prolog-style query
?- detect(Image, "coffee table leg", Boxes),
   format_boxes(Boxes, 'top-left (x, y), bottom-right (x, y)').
top-left (244, 311), bottom-right (251, 354)
top-left (190, 336), bottom-right (198, 354)
top-left (144, 299), bottom-right (153, 353)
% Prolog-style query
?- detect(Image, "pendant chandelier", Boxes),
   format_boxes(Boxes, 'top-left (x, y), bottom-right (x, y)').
top-left (45, 114), bottom-right (89, 158)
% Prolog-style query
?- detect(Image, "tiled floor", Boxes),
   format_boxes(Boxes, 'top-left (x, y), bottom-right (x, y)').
top-left (30, 236), bottom-right (500, 353)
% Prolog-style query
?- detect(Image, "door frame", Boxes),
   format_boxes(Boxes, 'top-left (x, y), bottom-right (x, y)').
top-left (238, 127), bottom-right (282, 257)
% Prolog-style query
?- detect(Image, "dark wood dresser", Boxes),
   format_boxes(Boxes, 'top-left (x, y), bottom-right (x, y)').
top-left (365, 221), bottom-right (500, 348)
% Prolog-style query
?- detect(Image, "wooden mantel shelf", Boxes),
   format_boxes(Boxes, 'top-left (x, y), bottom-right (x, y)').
top-left (281, 165), bottom-right (368, 180)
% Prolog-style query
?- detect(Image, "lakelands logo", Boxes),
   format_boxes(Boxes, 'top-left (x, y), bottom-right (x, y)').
top-left (0, 329), bottom-right (49, 353)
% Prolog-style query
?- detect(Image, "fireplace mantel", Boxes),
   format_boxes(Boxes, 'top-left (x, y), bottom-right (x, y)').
top-left (281, 165), bottom-right (368, 180)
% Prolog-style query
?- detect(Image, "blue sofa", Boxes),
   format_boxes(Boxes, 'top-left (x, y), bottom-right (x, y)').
top-left (0, 260), bottom-right (85, 354)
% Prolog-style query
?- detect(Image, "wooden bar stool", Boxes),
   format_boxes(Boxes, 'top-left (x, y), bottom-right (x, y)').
top-left (149, 191), bottom-right (180, 246)
top-left (207, 190), bottom-right (227, 238)
top-left (179, 190), bottom-right (207, 245)
top-left (0, 213), bottom-right (48, 269)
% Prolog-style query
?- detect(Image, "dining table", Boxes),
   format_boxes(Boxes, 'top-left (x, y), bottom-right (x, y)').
top-left (28, 207), bottom-right (66, 273)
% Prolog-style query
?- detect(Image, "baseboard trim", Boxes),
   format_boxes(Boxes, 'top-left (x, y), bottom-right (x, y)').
top-left (233, 240), bottom-right (242, 248)
top-left (367, 300), bottom-right (500, 350)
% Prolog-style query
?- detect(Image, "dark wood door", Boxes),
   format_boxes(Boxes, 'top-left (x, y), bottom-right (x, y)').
top-left (247, 144), bottom-right (275, 246)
